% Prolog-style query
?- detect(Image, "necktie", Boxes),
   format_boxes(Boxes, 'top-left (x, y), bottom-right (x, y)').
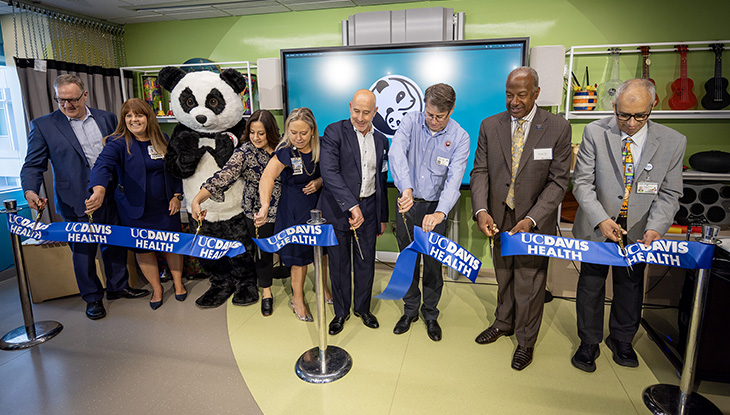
top-left (619, 138), bottom-right (634, 218)
top-left (506, 119), bottom-right (527, 209)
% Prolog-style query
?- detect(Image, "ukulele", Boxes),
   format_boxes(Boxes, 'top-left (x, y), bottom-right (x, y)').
top-left (598, 48), bottom-right (622, 111)
top-left (639, 46), bottom-right (660, 107)
top-left (668, 45), bottom-right (698, 110)
top-left (701, 43), bottom-right (730, 110)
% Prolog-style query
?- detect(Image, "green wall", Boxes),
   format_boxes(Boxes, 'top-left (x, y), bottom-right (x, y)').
top-left (123, 0), bottom-right (730, 265)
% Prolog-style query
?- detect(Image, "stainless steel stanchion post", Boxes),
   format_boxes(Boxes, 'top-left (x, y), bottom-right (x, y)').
top-left (295, 209), bottom-right (352, 383)
top-left (0, 199), bottom-right (63, 350)
top-left (642, 224), bottom-right (722, 415)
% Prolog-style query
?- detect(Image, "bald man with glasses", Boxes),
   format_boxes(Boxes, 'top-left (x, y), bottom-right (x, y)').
top-left (571, 78), bottom-right (686, 372)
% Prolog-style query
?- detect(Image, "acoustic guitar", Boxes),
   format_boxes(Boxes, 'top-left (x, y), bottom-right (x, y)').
top-left (668, 45), bottom-right (697, 110)
top-left (639, 46), bottom-right (660, 107)
top-left (701, 43), bottom-right (730, 110)
top-left (598, 48), bottom-right (622, 111)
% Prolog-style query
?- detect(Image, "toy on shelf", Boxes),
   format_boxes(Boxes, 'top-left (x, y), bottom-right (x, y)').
top-left (701, 43), bottom-right (730, 110)
top-left (142, 76), bottom-right (163, 113)
top-left (597, 47), bottom-right (622, 111)
top-left (669, 45), bottom-right (698, 110)
top-left (572, 66), bottom-right (597, 111)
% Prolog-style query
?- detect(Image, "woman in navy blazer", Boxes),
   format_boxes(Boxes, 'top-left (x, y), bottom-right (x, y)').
top-left (87, 98), bottom-right (185, 310)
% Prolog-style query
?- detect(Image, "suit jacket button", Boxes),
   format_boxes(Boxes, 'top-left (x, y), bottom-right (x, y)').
top-left (618, 195), bottom-right (623, 199)
top-left (611, 216), bottom-right (616, 220)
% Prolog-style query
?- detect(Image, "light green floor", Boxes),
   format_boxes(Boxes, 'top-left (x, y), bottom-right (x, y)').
top-left (227, 269), bottom-right (730, 415)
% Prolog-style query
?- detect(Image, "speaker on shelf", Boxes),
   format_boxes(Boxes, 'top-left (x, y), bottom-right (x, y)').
top-left (675, 182), bottom-right (730, 228)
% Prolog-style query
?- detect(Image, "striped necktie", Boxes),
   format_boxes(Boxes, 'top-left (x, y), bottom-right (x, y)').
top-left (506, 119), bottom-right (527, 209)
top-left (619, 138), bottom-right (634, 218)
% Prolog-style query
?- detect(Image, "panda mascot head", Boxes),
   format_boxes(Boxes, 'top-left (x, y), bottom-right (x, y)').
top-left (158, 66), bottom-right (259, 308)
top-left (160, 68), bottom-right (246, 135)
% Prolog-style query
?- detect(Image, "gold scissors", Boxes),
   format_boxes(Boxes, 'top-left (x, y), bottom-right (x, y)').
top-left (352, 226), bottom-right (365, 261)
top-left (31, 198), bottom-right (47, 232)
top-left (191, 210), bottom-right (207, 248)
top-left (84, 199), bottom-right (95, 235)
top-left (614, 227), bottom-right (633, 272)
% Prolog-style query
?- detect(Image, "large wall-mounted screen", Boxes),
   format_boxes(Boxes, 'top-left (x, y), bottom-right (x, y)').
top-left (281, 38), bottom-right (529, 185)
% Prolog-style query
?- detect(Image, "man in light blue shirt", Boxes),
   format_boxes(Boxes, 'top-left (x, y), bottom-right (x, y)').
top-left (389, 83), bottom-right (470, 341)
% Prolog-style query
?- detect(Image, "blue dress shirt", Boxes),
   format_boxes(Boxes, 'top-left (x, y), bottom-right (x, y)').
top-left (389, 111), bottom-right (470, 215)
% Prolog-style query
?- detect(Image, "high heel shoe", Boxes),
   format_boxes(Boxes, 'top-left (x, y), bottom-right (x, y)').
top-left (175, 290), bottom-right (188, 302)
top-left (289, 300), bottom-right (313, 322)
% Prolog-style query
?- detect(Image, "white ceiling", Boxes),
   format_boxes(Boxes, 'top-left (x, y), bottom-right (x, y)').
top-left (0, 0), bottom-right (426, 25)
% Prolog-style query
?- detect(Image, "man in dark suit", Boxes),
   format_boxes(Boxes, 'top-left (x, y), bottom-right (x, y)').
top-left (470, 67), bottom-right (571, 370)
top-left (571, 79), bottom-right (686, 372)
top-left (20, 74), bottom-right (148, 320)
top-left (319, 89), bottom-right (389, 335)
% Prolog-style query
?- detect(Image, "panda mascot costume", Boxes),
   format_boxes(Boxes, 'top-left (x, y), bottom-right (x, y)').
top-left (159, 66), bottom-right (258, 308)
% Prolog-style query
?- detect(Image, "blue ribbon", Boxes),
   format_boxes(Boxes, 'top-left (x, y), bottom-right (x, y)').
top-left (376, 226), bottom-right (482, 300)
top-left (500, 232), bottom-right (715, 270)
top-left (5, 213), bottom-right (247, 260)
top-left (252, 223), bottom-right (337, 252)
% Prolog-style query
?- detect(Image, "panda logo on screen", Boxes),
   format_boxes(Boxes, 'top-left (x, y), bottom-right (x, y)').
top-left (369, 75), bottom-right (424, 138)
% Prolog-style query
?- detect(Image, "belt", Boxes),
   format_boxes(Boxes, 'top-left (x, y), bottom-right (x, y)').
top-left (358, 193), bottom-right (375, 202)
top-left (413, 198), bottom-right (436, 203)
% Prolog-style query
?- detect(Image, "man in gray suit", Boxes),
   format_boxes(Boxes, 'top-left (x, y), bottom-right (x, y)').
top-left (571, 79), bottom-right (686, 372)
top-left (471, 67), bottom-right (571, 370)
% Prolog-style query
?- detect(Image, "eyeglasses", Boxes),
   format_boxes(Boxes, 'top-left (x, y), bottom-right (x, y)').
top-left (54, 93), bottom-right (85, 105)
top-left (615, 109), bottom-right (652, 122)
top-left (425, 112), bottom-right (449, 122)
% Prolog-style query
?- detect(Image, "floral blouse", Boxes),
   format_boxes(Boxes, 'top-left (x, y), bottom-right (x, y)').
top-left (202, 142), bottom-right (281, 222)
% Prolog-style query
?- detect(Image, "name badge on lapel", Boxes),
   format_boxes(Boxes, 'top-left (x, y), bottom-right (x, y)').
top-left (533, 148), bottom-right (552, 160)
top-left (148, 145), bottom-right (163, 160)
top-left (636, 181), bottom-right (659, 194)
top-left (436, 156), bottom-right (450, 167)
top-left (381, 160), bottom-right (388, 173)
top-left (291, 157), bottom-right (303, 175)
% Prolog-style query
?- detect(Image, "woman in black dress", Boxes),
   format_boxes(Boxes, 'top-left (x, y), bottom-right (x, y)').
top-left (255, 107), bottom-right (328, 321)
top-left (87, 98), bottom-right (184, 310)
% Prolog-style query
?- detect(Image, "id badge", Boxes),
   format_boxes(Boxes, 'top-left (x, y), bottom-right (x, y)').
top-left (533, 148), bottom-right (552, 160)
top-left (148, 145), bottom-right (163, 160)
top-left (436, 156), bottom-right (450, 167)
top-left (381, 160), bottom-right (389, 173)
top-left (636, 181), bottom-right (659, 194)
top-left (291, 157), bottom-right (303, 175)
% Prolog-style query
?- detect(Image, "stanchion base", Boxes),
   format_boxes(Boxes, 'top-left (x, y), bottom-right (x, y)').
top-left (643, 384), bottom-right (722, 415)
top-left (295, 345), bottom-right (352, 384)
top-left (0, 321), bottom-right (63, 351)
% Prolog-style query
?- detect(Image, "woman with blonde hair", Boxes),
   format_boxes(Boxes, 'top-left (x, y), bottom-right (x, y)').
top-left (255, 107), bottom-right (329, 321)
top-left (87, 98), bottom-right (185, 310)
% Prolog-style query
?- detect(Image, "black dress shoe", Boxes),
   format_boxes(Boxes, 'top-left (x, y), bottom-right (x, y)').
top-left (85, 301), bottom-right (106, 320)
top-left (393, 314), bottom-right (418, 335)
top-left (261, 297), bottom-right (273, 316)
top-left (475, 325), bottom-right (514, 344)
top-left (571, 342), bottom-right (600, 372)
top-left (511, 345), bottom-right (534, 370)
top-left (354, 311), bottom-right (379, 329)
top-left (426, 319), bottom-right (442, 341)
top-left (605, 336), bottom-right (639, 367)
top-left (107, 287), bottom-right (150, 300)
top-left (328, 314), bottom-right (350, 335)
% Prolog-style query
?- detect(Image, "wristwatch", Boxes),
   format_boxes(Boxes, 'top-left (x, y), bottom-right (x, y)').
top-left (175, 194), bottom-right (184, 201)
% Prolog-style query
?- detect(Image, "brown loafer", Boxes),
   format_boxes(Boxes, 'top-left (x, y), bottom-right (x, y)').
top-left (475, 325), bottom-right (514, 344)
top-left (511, 345), bottom-right (534, 371)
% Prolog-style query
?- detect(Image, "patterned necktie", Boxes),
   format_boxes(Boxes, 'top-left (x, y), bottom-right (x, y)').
top-left (619, 138), bottom-right (634, 218)
top-left (506, 119), bottom-right (527, 209)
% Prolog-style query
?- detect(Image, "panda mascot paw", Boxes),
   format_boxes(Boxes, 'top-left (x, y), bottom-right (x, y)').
top-left (160, 65), bottom-right (258, 309)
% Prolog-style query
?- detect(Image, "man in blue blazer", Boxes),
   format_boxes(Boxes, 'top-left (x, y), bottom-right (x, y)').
top-left (319, 89), bottom-right (389, 335)
top-left (20, 74), bottom-right (148, 320)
